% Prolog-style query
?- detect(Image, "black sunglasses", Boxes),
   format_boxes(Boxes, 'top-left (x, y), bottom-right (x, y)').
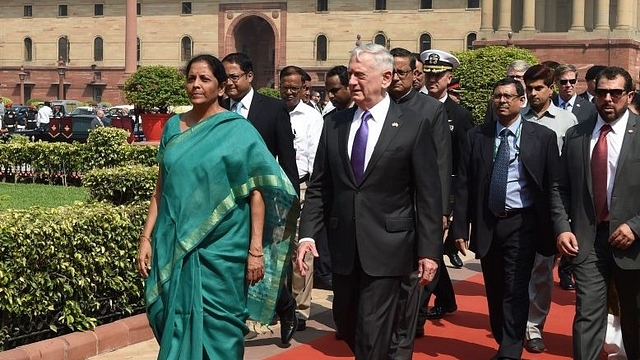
top-left (559, 79), bottom-right (577, 85)
top-left (595, 88), bottom-right (627, 100)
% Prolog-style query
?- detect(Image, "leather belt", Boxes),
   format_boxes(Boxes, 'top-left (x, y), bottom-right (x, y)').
top-left (496, 207), bottom-right (532, 218)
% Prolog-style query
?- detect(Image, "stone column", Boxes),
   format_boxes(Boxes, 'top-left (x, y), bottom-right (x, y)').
top-left (497, 0), bottom-right (512, 31)
top-left (124, 0), bottom-right (137, 75)
top-left (594, 0), bottom-right (610, 30)
top-left (480, 0), bottom-right (494, 31)
top-left (521, 0), bottom-right (536, 31)
top-left (569, 0), bottom-right (586, 31)
top-left (615, 0), bottom-right (633, 30)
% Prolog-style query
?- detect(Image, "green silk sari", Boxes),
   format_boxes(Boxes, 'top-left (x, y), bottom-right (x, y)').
top-left (145, 112), bottom-right (299, 360)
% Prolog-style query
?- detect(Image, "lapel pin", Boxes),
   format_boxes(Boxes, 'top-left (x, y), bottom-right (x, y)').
top-left (629, 129), bottom-right (634, 134)
top-left (392, 122), bottom-right (399, 127)
top-left (576, 103), bottom-right (581, 107)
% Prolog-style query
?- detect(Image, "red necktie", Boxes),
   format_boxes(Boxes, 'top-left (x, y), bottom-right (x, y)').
top-left (591, 124), bottom-right (612, 223)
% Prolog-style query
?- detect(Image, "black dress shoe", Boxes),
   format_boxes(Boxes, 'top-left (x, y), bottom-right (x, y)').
top-left (559, 275), bottom-right (576, 290)
top-left (447, 253), bottom-right (463, 268)
top-left (296, 318), bottom-right (306, 331)
top-left (525, 338), bottom-right (546, 353)
top-left (280, 309), bottom-right (298, 344)
top-left (425, 305), bottom-right (457, 319)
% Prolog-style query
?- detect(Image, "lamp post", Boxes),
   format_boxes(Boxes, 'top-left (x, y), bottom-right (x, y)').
top-left (18, 66), bottom-right (27, 105)
top-left (57, 59), bottom-right (66, 100)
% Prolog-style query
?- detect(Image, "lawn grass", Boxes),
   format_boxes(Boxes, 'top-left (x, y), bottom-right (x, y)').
top-left (0, 183), bottom-right (89, 210)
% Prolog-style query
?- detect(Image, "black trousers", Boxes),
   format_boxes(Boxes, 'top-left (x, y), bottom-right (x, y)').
top-left (333, 256), bottom-right (403, 360)
top-left (312, 226), bottom-right (332, 286)
top-left (481, 210), bottom-right (537, 359)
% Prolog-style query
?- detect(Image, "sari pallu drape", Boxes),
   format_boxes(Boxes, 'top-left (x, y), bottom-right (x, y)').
top-left (146, 112), bottom-right (299, 360)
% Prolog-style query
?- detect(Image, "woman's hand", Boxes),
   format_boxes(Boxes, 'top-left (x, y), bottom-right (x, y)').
top-left (246, 253), bottom-right (265, 286)
top-left (137, 237), bottom-right (152, 278)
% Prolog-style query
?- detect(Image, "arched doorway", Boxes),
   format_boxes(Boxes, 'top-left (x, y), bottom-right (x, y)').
top-left (232, 16), bottom-right (276, 88)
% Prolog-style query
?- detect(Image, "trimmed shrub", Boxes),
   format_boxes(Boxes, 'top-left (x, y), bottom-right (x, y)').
top-left (257, 87), bottom-right (280, 99)
top-left (123, 65), bottom-right (190, 114)
top-left (0, 201), bottom-right (147, 349)
top-left (84, 165), bottom-right (158, 205)
top-left (453, 46), bottom-right (538, 125)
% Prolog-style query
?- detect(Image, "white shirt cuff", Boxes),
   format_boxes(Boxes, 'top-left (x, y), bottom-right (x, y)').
top-left (299, 237), bottom-right (315, 244)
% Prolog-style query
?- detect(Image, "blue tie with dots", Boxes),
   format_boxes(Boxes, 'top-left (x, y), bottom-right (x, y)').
top-left (489, 128), bottom-right (510, 216)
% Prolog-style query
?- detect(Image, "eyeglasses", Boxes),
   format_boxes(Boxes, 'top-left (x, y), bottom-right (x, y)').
top-left (559, 79), bottom-right (577, 86)
top-left (226, 72), bottom-right (247, 83)
top-left (281, 86), bottom-right (302, 93)
top-left (492, 93), bottom-right (521, 102)
top-left (393, 69), bottom-right (412, 79)
top-left (595, 88), bottom-right (627, 100)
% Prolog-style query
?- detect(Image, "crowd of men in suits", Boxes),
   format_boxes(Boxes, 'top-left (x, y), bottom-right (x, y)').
top-left (216, 45), bottom-right (639, 360)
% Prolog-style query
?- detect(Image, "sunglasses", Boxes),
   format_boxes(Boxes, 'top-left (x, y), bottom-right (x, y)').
top-left (558, 79), bottom-right (577, 85)
top-left (595, 88), bottom-right (627, 100)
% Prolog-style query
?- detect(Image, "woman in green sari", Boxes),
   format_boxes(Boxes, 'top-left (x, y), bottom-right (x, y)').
top-left (136, 54), bottom-right (298, 360)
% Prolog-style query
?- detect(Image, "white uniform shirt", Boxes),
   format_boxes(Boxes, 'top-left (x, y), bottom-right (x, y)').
top-left (37, 105), bottom-right (53, 126)
top-left (289, 100), bottom-right (324, 180)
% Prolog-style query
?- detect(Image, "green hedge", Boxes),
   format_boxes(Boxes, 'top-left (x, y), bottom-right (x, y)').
top-left (84, 165), bottom-right (158, 205)
top-left (0, 201), bottom-right (147, 349)
top-left (0, 128), bottom-right (158, 184)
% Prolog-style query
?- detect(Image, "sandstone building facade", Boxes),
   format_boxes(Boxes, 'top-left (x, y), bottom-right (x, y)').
top-left (0, 0), bottom-right (638, 105)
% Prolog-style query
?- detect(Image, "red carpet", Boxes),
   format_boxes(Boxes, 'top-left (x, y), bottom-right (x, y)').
top-left (267, 272), bottom-right (581, 359)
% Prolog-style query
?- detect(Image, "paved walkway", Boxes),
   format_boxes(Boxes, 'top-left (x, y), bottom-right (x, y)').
top-left (89, 253), bottom-right (479, 360)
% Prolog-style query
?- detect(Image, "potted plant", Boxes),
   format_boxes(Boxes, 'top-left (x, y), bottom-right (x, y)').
top-left (123, 65), bottom-right (190, 141)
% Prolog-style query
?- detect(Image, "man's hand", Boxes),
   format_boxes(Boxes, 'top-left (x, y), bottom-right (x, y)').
top-left (454, 238), bottom-right (469, 257)
top-left (609, 223), bottom-right (636, 250)
top-left (417, 257), bottom-right (438, 287)
top-left (296, 241), bottom-right (319, 276)
top-left (557, 231), bottom-right (579, 256)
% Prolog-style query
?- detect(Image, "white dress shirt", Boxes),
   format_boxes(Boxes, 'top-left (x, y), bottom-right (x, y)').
top-left (229, 87), bottom-right (255, 119)
top-left (36, 105), bottom-right (52, 126)
top-left (590, 110), bottom-right (629, 207)
top-left (558, 93), bottom-right (577, 111)
top-left (289, 100), bottom-right (324, 179)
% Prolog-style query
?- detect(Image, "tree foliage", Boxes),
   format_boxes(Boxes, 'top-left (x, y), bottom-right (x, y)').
top-left (257, 87), bottom-right (281, 99)
top-left (123, 65), bottom-right (190, 114)
top-left (453, 46), bottom-right (538, 125)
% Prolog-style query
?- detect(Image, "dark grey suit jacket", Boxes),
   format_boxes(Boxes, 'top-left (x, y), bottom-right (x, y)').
top-left (222, 91), bottom-right (299, 192)
top-left (299, 100), bottom-right (443, 276)
top-left (451, 119), bottom-right (560, 258)
top-left (552, 94), bottom-right (597, 123)
top-left (394, 89), bottom-right (452, 214)
top-left (551, 112), bottom-right (640, 269)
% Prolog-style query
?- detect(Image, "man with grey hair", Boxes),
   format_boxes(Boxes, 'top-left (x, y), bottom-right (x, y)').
top-left (296, 43), bottom-right (443, 359)
top-left (552, 63), bottom-right (597, 123)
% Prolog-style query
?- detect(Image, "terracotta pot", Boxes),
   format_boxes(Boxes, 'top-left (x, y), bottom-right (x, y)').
top-left (140, 113), bottom-right (171, 142)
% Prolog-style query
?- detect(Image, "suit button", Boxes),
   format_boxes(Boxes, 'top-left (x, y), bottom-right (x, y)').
top-left (356, 189), bottom-right (361, 194)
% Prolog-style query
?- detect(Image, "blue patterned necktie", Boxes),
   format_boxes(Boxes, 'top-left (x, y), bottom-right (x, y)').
top-left (489, 128), bottom-right (511, 216)
top-left (232, 101), bottom-right (242, 114)
top-left (351, 110), bottom-right (372, 183)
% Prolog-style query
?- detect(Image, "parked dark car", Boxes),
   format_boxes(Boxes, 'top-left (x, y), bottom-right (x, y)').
top-left (10, 106), bottom-right (29, 125)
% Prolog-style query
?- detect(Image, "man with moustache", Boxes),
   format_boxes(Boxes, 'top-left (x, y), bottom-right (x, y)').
top-left (296, 43), bottom-right (443, 359)
top-left (387, 47), bottom-right (451, 359)
top-left (412, 52), bottom-right (427, 94)
top-left (553, 64), bottom-right (597, 123)
top-left (279, 65), bottom-right (325, 332)
top-left (453, 77), bottom-right (559, 360)
top-left (221, 53), bottom-right (299, 344)
top-left (521, 64), bottom-right (577, 354)
top-left (552, 66), bottom-right (640, 360)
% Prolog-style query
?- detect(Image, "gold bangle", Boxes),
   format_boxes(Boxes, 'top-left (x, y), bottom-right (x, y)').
top-left (140, 235), bottom-right (151, 243)
top-left (248, 251), bottom-right (264, 257)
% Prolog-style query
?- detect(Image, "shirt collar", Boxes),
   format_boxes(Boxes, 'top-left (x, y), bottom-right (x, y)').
top-left (355, 94), bottom-right (391, 124)
top-left (560, 93), bottom-right (577, 108)
top-left (595, 109), bottom-right (630, 135)
top-left (496, 116), bottom-right (522, 136)
top-left (231, 87), bottom-right (254, 112)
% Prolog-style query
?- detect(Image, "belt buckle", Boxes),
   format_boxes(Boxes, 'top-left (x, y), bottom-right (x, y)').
top-left (497, 210), bottom-right (508, 218)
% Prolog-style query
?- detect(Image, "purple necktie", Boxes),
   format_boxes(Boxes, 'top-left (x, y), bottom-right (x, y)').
top-left (351, 110), bottom-right (372, 183)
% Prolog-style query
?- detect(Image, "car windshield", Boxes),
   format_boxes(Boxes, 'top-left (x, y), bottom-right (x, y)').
top-left (70, 107), bottom-right (96, 116)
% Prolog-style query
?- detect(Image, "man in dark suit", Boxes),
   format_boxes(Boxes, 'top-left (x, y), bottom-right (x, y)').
top-left (552, 66), bottom-right (640, 360)
top-left (296, 43), bottom-right (443, 359)
top-left (578, 65), bottom-right (606, 103)
top-left (387, 47), bottom-right (451, 359)
top-left (221, 53), bottom-right (298, 191)
top-left (221, 53), bottom-right (300, 344)
top-left (552, 63), bottom-right (597, 124)
top-left (452, 77), bottom-right (559, 360)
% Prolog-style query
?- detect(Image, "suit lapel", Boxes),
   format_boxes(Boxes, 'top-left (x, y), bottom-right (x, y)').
top-left (481, 122), bottom-right (494, 180)
top-left (361, 102), bottom-right (403, 183)
top-left (338, 107), bottom-right (358, 183)
top-left (582, 117), bottom-right (597, 196)
top-left (613, 112), bottom-right (638, 185)
top-left (246, 94), bottom-right (261, 125)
